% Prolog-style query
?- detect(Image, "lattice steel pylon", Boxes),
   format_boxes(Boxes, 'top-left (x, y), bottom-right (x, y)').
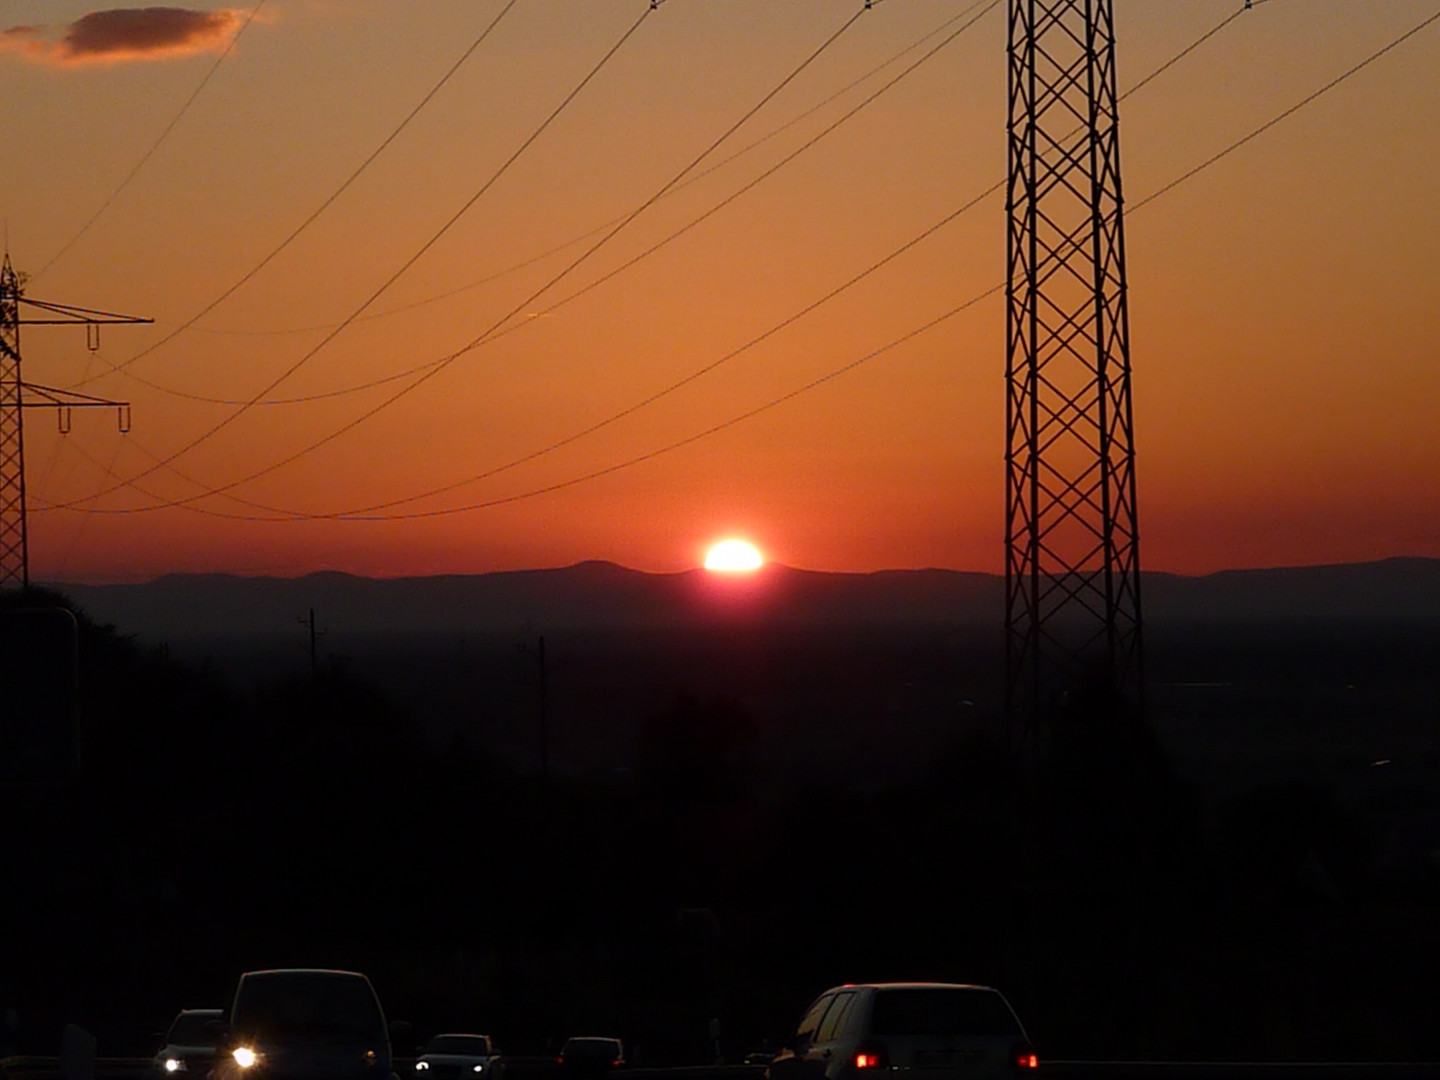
top-left (1005, 0), bottom-right (1143, 735)
top-left (0, 255), bottom-right (28, 589)
top-left (0, 251), bottom-right (145, 589)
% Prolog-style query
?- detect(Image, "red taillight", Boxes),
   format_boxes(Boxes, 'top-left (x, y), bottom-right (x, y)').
top-left (1016, 1054), bottom-right (1039, 1069)
top-left (854, 1043), bottom-right (888, 1071)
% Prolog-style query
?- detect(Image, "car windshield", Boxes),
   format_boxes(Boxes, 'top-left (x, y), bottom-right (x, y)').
top-left (425, 1037), bottom-right (489, 1055)
top-left (231, 974), bottom-right (385, 1043)
top-left (167, 1015), bottom-right (219, 1046)
top-left (869, 989), bottom-right (1023, 1038)
top-left (563, 1039), bottom-right (620, 1058)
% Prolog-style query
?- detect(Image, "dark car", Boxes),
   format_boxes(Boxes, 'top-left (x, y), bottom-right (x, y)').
top-left (414, 1035), bottom-right (503, 1080)
top-left (766, 983), bottom-right (1035, 1080)
top-left (557, 1037), bottom-right (624, 1079)
top-left (153, 1009), bottom-right (225, 1077)
top-left (212, 969), bottom-right (397, 1080)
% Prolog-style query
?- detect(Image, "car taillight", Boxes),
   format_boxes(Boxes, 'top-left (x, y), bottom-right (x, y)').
top-left (854, 1043), bottom-right (888, 1070)
top-left (1014, 1049), bottom-right (1039, 1069)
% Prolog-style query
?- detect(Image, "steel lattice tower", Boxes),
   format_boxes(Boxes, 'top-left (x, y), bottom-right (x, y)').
top-left (0, 251), bottom-right (143, 589)
top-left (1005, 0), bottom-right (1143, 730)
top-left (0, 255), bottom-right (28, 589)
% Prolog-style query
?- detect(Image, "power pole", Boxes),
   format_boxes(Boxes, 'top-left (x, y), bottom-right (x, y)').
top-left (537, 634), bottom-right (549, 779)
top-left (298, 607), bottom-right (325, 678)
top-left (1005, 0), bottom-right (1143, 738)
top-left (516, 634), bottom-right (551, 778)
top-left (0, 251), bottom-right (147, 589)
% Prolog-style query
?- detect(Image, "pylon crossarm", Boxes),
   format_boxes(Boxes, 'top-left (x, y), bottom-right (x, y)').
top-left (17, 297), bottom-right (154, 325)
top-left (21, 384), bottom-right (130, 409)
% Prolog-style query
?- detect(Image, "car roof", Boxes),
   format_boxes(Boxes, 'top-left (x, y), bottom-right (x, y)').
top-left (175, 1009), bottom-right (225, 1017)
top-left (241, 968), bottom-right (368, 979)
top-left (825, 983), bottom-right (1000, 992)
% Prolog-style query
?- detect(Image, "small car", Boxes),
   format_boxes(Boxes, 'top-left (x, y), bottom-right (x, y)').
top-left (414, 1034), bottom-right (504, 1080)
top-left (557, 1037), bottom-right (625, 1079)
top-left (152, 1009), bottom-right (225, 1077)
top-left (765, 983), bottom-right (1036, 1080)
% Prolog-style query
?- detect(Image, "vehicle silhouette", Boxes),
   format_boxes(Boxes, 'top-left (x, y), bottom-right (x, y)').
top-left (557, 1037), bottom-right (625, 1079)
top-left (211, 970), bottom-right (398, 1080)
top-left (152, 1009), bottom-right (225, 1078)
top-left (414, 1034), bottom-right (504, 1080)
top-left (765, 983), bottom-right (1036, 1080)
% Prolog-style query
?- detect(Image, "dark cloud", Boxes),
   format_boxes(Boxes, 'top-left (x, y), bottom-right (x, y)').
top-left (2, 6), bottom-right (246, 66)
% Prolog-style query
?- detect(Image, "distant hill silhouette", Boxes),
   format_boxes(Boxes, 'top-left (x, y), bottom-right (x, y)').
top-left (45, 556), bottom-right (1439, 643)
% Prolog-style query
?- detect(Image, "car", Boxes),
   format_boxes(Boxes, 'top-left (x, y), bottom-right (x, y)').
top-left (152, 1009), bottom-right (226, 1077)
top-left (765, 983), bottom-right (1036, 1080)
top-left (413, 1034), bottom-right (504, 1080)
top-left (557, 1037), bottom-right (624, 1079)
top-left (211, 969), bottom-right (399, 1080)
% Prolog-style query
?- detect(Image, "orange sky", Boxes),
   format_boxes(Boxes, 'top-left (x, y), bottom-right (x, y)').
top-left (1, 0), bottom-right (1437, 582)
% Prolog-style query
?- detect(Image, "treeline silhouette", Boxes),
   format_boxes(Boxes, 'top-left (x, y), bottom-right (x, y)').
top-left (3, 591), bottom-right (1439, 1063)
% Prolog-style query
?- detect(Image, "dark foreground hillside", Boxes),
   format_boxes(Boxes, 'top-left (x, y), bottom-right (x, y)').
top-left (3, 567), bottom-right (1439, 1064)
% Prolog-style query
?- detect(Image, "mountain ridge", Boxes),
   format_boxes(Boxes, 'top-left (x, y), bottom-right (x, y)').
top-left (42, 556), bottom-right (1440, 642)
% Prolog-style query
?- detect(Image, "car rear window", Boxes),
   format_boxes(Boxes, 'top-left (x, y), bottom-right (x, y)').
top-left (869, 989), bottom-right (1022, 1038)
top-left (232, 973), bottom-right (385, 1042)
top-left (427, 1037), bottom-right (490, 1055)
top-left (167, 1014), bottom-right (219, 1046)
top-left (563, 1039), bottom-right (621, 1058)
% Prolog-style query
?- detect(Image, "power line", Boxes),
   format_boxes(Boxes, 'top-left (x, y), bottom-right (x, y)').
top-left (27, 0), bottom-right (1234, 520)
top-left (286, 187), bottom-right (1004, 518)
top-left (35, 0), bottom-right (1249, 520)
top-left (66, 0), bottom-right (521, 392)
top-left (1132, 4), bottom-right (1440, 212)
top-left (127, 0), bottom-right (1002, 409)
top-left (1120, 3), bottom-right (1246, 102)
top-left (50, 1), bottom-right (656, 512)
top-left (31, 1), bottom-right (272, 282)
top-left (335, 292), bottom-right (1004, 522)
top-left (38, 0), bottom-right (1435, 525)
top-left (108, 178), bottom-right (1003, 524)
top-left (98, 0), bottom-right (1239, 517)
top-left (184, 0), bottom-right (1000, 342)
top-left (48, 2), bottom-right (867, 513)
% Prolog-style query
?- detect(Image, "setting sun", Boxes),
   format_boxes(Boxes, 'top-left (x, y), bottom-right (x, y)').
top-left (704, 539), bottom-right (764, 572)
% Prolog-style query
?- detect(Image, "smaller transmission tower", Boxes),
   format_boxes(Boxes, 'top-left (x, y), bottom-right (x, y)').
top-left (0, 251), bottom-right (149, 589)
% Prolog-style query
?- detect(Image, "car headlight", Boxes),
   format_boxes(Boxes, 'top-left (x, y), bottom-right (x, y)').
top-left (233, 1048), bottom-right (259, 1069)
top-left (473, 1067), bottom-right (484, 1074)
top-left (164, 1059), bottom-right (186, 1073)
top-left (416, 1063), bottom-right (430, 1072)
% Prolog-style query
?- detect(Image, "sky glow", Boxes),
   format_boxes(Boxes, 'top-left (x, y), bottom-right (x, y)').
top-left (1, 0), bottom-right (1437, 582)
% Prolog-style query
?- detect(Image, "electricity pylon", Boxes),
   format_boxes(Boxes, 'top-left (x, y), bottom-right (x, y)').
top-left (1004, 0), bottom-right (1143, 735)
top-left (0, 251), bottom-right (148, 589)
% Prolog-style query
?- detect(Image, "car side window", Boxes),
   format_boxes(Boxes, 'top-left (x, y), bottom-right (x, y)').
top-left (816, 993), bottom-right (856, 1044)
top-left (795, 994), bottom-right (836, 1043)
